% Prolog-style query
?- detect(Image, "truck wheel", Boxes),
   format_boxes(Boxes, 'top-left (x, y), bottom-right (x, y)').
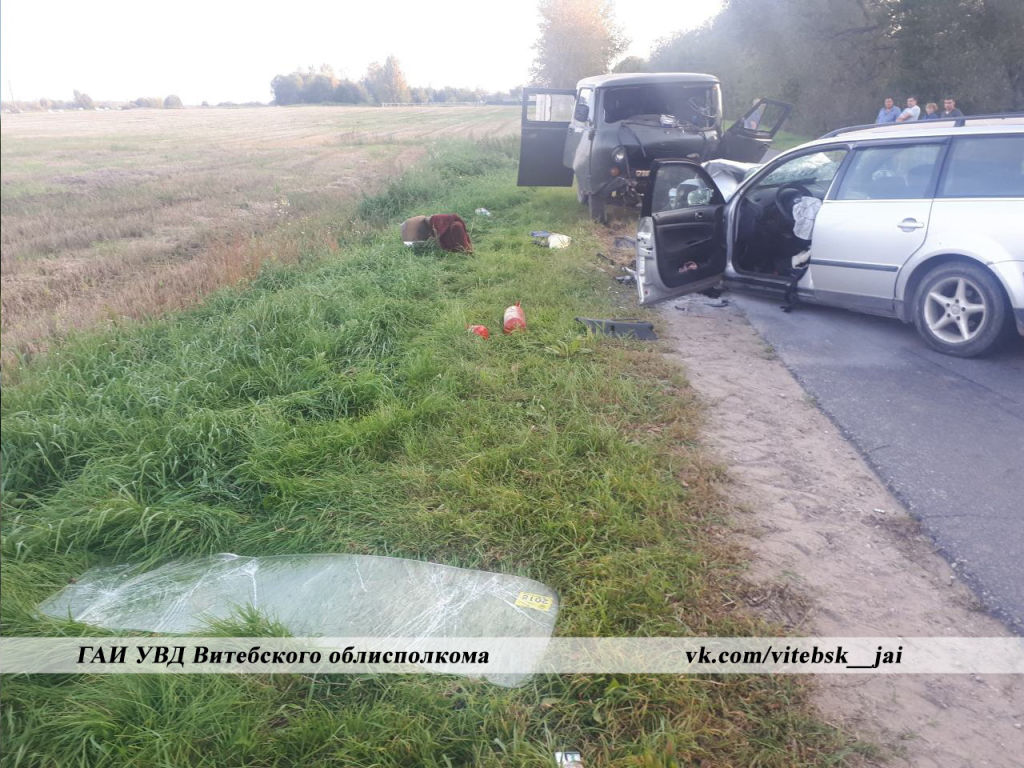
top-left (912, 261), bottom-right (1010, 357)
top-left (588, 195), bottom-right (608, 225)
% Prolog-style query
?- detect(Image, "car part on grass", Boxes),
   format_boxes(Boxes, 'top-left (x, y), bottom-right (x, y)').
top-left (467, 324), bottom-right (490, 339)
top-left (474, 208), bottom-right (491, 216)
top-left (503, 302), bottom-right (527, 333)
top-left (613, 236), bottom-right (636, 251)
top-left (39, 553), bottom-right (559, 686)
top-left (530, 231), bottom-right (572, 248)
top-left (575, 317), bottom-right (657, 340)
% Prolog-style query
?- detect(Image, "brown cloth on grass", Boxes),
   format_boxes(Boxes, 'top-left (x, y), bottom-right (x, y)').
top-left (429, 214), bottom-right (473, 252)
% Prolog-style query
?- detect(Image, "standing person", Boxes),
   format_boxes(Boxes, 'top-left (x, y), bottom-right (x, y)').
top-left (875, 97), bottom-right (901, 123)
top-left (940, 97), bottom-right (964, 117)
top-left (923, 102), bottom-right (940, 119)
top-left (896, 96), bottom-right (921, 122)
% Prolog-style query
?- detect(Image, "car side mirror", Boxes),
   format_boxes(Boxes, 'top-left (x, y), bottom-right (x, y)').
top-left (573, 103), bottom-right (590, 123)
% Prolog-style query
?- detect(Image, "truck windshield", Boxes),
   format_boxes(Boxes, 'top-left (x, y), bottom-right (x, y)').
top-left (603, 84), bottom-right (721, 126)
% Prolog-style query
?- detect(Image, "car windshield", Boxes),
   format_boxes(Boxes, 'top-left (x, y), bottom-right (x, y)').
top-left (603, 84), bottom-right (721, 126)
top-left (755, 150), bottom-right (846, 187)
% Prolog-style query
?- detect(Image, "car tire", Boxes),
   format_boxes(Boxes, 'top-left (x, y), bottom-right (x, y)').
top-left (912, 261), bottom-right (1010, 357)
top-left (588, 194), bottom-right (608, 225)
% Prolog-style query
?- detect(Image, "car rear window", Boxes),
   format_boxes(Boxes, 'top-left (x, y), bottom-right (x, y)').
top-left (835, 143), bottom-right (944, 200)
top-left (937, 135), bottom-right (1024, 198)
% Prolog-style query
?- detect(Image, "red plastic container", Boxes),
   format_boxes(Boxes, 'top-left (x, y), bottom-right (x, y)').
top-left (503, 302), bottom-right (526, 333)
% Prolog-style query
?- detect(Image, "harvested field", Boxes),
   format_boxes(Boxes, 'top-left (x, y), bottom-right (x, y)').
top-left (0, 105), bottom-right (519, 366)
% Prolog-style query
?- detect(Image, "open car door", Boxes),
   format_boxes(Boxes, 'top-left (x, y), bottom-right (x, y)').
top-left (636, 160), bottom-right (727, 305)
top-left (718, 98), bottom-right (792, 163)
top-left (517, 88), bottom-right (576, 187)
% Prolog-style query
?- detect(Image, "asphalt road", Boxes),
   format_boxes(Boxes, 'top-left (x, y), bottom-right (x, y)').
top-left (729, 292), bottom-right (1024, 633)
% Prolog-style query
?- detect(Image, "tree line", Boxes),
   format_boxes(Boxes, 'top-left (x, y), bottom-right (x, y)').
top-left (270, 59), bottom-right (520, 106)
top-left (8, 92), bottom-right (187, 112)
top-left (646, 0), bottom-right (1024, 135)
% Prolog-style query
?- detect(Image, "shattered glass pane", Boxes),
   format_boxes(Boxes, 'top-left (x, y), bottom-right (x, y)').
top-left (40, 553), bottom-right (559, 685)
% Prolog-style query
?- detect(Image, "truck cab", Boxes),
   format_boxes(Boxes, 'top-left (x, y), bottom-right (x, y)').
top-left (517, 72), bottom-right (790, 222)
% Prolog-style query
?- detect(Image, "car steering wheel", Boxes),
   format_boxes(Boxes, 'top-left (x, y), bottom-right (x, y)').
top-left (775, 182), bottom-right (813, 224)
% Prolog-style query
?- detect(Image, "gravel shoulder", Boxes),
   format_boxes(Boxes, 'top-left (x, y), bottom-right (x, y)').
top-left (656, 297), bottom-right (1023, 767)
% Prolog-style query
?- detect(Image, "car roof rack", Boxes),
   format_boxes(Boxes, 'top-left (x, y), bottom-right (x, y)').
top-left (820, 112), bottom-right (1024, 139)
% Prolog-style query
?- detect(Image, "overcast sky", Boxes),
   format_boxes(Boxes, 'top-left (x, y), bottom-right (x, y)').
top-left (0, 0), bottom-right (723, 104)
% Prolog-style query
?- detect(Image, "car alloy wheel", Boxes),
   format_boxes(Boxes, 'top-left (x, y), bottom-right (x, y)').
top-left (913, 261), bottom-right (1009, 357)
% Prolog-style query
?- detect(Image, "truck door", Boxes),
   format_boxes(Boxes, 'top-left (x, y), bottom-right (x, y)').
top-left (718, 98), bottom-right (792, 163)
top-left (517, 88), bottom-right (576, 187)
top-left (563, 87), bottom-right (594, 190)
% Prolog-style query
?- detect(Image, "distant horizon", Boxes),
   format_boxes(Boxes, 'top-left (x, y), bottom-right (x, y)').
top-left (0, 0), bottom-right (723, 106)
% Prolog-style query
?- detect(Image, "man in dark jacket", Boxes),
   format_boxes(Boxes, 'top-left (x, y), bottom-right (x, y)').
top-left (940, 98), bottom-right (965, 118)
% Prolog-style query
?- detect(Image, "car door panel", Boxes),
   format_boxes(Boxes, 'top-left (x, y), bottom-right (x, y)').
top-left (807, 143), bottom-right (944, 310)
top-left (517, 88), bottom-right (576, 187)
top-left (637, 160), bottom-right (726, 304)
top-left (808, 200), bottom-right (931, 312)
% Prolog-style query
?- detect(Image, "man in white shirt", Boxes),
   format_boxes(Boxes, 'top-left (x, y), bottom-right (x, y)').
top-left (896, 96), bottom-right (920, 122)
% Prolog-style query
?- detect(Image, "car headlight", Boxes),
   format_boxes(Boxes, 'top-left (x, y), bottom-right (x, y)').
top-left (612, 146), bottom-right (627, 164)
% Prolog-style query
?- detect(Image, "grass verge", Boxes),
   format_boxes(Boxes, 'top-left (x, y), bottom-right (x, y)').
top-left (1, 137), bottom-right (866, 766)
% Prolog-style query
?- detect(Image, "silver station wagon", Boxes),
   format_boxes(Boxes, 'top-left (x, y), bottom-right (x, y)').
top-left (636, 116), bottom-right (1024, 357)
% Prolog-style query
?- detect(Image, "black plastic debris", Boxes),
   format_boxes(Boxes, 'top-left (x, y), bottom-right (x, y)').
top-left (576, 317), bottom-right (657, 340)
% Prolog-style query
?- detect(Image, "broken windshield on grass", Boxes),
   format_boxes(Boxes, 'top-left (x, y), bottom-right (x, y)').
top-left (40, 553), bottom-right (559, 684)
top-left (41, 553), bottom-right (558, 636)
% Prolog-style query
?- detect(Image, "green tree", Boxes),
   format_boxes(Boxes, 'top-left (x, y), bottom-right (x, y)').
top-left (648, 0), bottom-right (1021, 133)
top-left (73, 89), bottom-right (94, 109)
top-left (651, 0), bottom-right (899, 134)
top-left (530, 0), bottom-right (627, 87)
top-left (893, 0), bottom-right (1024, 111)
top-left (612, 55), bottom-right (648, 73)
top-left (334, 79), bottom-right (368, 104)
top-left (363, 56), bottom-right (411, 104)
top-left (271, 73), bottom-right (304, 105)
top-left (163, 94), bottom-right (183, 109)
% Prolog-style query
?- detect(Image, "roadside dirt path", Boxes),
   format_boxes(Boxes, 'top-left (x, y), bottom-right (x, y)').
top-left (656, 297), bottom-right (1023, 767)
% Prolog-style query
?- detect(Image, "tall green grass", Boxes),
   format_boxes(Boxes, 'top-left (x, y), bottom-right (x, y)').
top-left (1, 138), bottom-right (866, 766)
